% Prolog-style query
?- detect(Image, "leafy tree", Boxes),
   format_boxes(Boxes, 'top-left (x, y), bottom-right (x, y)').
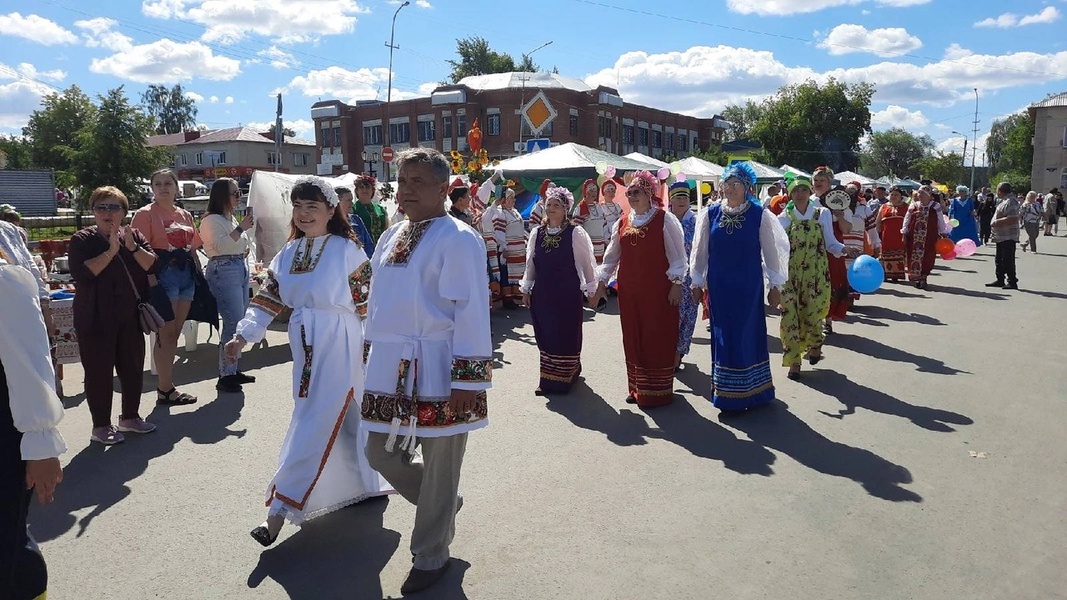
top-left (986, 112), bottom-right (1033, 176)
top-left (70, 87), bottom-right (170, 205)
top-left (21, 85), bottom-right (96, 189)
top-left (860, 128), bottom-right (935, 178)
top-left (267, 123), bottom-right (296, 138)
top-left (447, 36), bottom-right (537, 83)
top-left (748, 79), bottom-right (874, 172)
top-left (0, 136), bottom-right (34, 169)
top-left (719, 101), bottom-right (766, 142)
top-left (913, 152), bottom-right (964, 187)
top-left (141, 83), bottom-right (198, 135)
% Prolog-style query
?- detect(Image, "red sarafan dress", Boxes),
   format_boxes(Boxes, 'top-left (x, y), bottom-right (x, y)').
top-left (826, 219), bottom-right (850, 321)
top-left (879, 203), bottom-right (908, 281)
top-left (904, 201), bottom-right (941, 285)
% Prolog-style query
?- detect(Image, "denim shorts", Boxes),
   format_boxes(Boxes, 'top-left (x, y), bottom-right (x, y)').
top-left (157, 262), bottom-right (196, 302)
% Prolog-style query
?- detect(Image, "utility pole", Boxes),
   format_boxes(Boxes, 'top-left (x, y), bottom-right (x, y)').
top-left (971, 88), bottom-right (979, 191)
top-left (952, 131), bottom-right (967, 187)
top-left (383, 0), bottom-right (409, 182)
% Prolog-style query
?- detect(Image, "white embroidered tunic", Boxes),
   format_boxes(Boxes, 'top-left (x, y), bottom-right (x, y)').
top-left (493, 206), bottom-right (528, 284)
top-left (363, 215), bottom-right (493, 448)
top-left (236, 234), bottom-right (390, 524)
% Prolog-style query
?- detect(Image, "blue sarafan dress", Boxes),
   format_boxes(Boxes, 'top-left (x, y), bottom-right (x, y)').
top-left (948, 196), bottom-right (982, 246)
top-left (703, 202), bottom-right (777, 410)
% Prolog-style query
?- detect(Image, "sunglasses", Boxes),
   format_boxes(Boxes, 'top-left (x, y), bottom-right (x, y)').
top-left (93, 203), bottom-right (125, 213)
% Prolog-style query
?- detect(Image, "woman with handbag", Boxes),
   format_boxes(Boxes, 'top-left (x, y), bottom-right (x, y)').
top-left (200, 178), bottom-right (255, 393)
top-left (68, 187), bottom-right (158, 445)
top-left (132, 168), bottom-right (203, 406)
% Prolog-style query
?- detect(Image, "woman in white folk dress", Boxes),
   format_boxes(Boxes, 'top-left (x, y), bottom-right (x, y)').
top-left (225, 176), bottom-right (391, 547)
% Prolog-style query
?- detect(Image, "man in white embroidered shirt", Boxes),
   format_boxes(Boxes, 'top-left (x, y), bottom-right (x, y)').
top-left (362, 147), bottom-right (492, 594)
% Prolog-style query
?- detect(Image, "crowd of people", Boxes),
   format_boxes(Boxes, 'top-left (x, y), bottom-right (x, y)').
top-left (3, 145), bottom-right (1064, 597)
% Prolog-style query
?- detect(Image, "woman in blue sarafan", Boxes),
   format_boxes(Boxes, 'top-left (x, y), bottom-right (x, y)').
top-left (948, 185), bottom-right (982, 247)
top-left (689, 162), bottom-right (790, 414)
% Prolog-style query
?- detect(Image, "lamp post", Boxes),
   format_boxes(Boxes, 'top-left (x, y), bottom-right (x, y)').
top-left (383, 0), bottom-right (410, 183)
top-left (952, 131), bottom-right (968, 188)
top-left (361, 150), bottom-right (380, 179)
top-left (517, 40), bottom-right (553, 153)
top-left (971, 88), bottom-right (979, 191)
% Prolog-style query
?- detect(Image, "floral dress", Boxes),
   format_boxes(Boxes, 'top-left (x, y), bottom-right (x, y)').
top-left (677, 210), bottom-right (698, 356)
top-left (780, 206), bottom-right (831, 367)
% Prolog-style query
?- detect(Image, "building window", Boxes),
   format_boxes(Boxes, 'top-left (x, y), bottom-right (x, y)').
top-left (390, 122), bottom-right (411, 144)
top-left (268, 152), bottom-right (280, 165)
top-left (443, 115), bottom-right (453, 139)
top-left (195, 152), bottom-right (203, 165)
top-left (666, 133), bottom-right (674, 152)
top-left (638, 127), bottom-right (649, 147)
top-left (332, 126), bottom-right (342, 147)
top-left (521, 120), bottom-right (553, 138)
top-left (486, 114), bottom-right (501, 136)
top-left (418, 120), bottom-right (436, 142)
top-left (570, 114), bottom-right (579, 136)
top-left (179, 154), bottom-right (187, 166)
top-left (363, 125), bottom-right (382, 145)
top-left (679, 136), bottom-right (688, 152)
top-left (217, 151), bottom-right (226, 165)
top-left (622, 125), bottom-right (634, 145)
top-left (598, 115), bottom-right (609, 137)
top-left (293, 153), bottom-right (309, 167)
top-left (457, 114), bottom-right (467, 150)
top-left (651, 131), bottom-right (662, 149)
top-left (320, 122), bottom-right (331, 147)
top-left (692, 135), bottom-right (698, 151)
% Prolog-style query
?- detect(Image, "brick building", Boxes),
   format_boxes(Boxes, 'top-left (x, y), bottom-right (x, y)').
top-left (147, 126), bottom-right (316, 188)
top-left (1029, 92), bottom-right (1067, 192)
top-left (310, 72), bottom-right (727, 178)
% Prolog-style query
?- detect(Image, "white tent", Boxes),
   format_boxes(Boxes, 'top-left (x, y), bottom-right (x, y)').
top-left (671, 156), bottom-right (723, 179)
top-left (247, 170), bottom-right (398, 264)
top-left (624, 152), bottom-right (669, 168)
top-left (779, 164), bottom-right (812, 178)
top-left (834, 170), bottom-right (879, 187)
top-left (493, 143), bottom-right (662, 176)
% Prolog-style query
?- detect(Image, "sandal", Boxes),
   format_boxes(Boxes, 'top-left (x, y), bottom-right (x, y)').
top-left (157, 388), bottom-right (198, 405)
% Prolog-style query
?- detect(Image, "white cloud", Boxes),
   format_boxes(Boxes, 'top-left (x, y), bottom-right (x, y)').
top-left (185, 91), bottom-right (204, 102)
top-left (937, 133), bottom-right (990, 166)
top-left (279, 66), bottom-right (391, 103)
top-left (224, 96), bottom-right (234, 104)
top-left (144, 0), bottom-right (368, 44)
top-left (89, 39), bottom-right (241, 84)
top-left (416, 0), bottom-right (433, 7)
top-left (75, 17), bottom-right (134, 52)
top-left (975, 7), bottom-right (1061, 28)
top-left (0, 12), bottom-right (78, 45)
top-left (726, 0), bottom-right (930, 17)
top-left (0, 65), bottom-right (57, 131)
top-left (817, 24), bottom-right (922, 57)
top-left (245, 118), bottom-right (315, 139)
top-left (870, 105), bottom-right (929, 129)
top-left (209, 95), bottom-right (219, 103)
top-left (13, 62), bottom-right (65, 83)
top-left (257, 46), bottom-right (299, 70)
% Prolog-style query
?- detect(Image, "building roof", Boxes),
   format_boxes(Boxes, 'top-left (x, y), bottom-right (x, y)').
top-left (148, 126), bottom-right (314, 147)
top-left (455, 72), bottom-right (596, 93)
top-left (1030, 92), bottom-right (1067, 110)
top-left (146, 131), bottom-right (201, 147)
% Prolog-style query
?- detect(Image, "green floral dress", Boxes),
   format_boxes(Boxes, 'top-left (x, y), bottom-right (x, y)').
top-left (780, 207), bottom-right (831, 367)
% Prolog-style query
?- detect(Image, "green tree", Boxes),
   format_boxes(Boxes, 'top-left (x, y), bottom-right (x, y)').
top-left (913, 152), bottom-right (964, 187)
top-left (21, 85), bottom-right (96, 189)
top-left (719, 100), bottom-right (766, 142)
top-left (141, 83), bottom-right (198, 135)
top-left (70, 87), bottom-right (170, 205)
top-left (748, 78), bottom-right (875, 172)
top-left (860, 127), bottom-right (935, 178)
top-left (267, 123), bottom-right (296, 138)
top-left (986, 112), bottom-right (1034, 176)
top-left (0, 135), bottom-right (34, 169)
top-left (448, 37), bottom-right (536, 83)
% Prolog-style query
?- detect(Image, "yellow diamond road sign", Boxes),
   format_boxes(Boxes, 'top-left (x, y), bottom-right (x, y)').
top-left (521, 90), bottom-right (557, 136)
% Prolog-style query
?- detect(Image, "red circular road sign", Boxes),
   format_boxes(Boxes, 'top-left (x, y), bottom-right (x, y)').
top-left (381, 147), bottom-right (395, 163)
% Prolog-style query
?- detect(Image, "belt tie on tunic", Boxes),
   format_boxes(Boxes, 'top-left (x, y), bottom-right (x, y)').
top-left (374, 330), bottom-right (453, 454)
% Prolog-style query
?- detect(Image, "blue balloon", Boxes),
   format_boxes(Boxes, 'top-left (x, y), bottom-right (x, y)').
top-left (847, 254), bottom-right (885, 294)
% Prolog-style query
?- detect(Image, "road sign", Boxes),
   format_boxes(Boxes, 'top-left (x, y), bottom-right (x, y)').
top-left (526, 138), bottom-right (551, 153)
top-left (382, 147), bottom-right (395, 163)
top-left (520, 91), bottom-right (558, 137)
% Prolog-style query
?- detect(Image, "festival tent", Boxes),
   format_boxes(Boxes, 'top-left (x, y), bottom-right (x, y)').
top-left (672, 156), bottom-right (723, 180)
top-left (878, 176), bottom-right (922, 191)
top-left (779, 164), bottom-right (812, 178)
top-left (624, 152), bottom-right (669, 168)
top-left (746, 160), bottom-right (786, 183)
top-left (247, 170), bottom-right (398, 264)
top-left (834, 170), bottom-right (879, 187)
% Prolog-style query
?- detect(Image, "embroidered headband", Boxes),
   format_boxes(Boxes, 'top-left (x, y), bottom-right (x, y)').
top-left (355, 173), bottom-right (376, 187)
top-left (545, 185), bottom-right (574, 211)
top-left (627, 170), bottom-right (663, 208)
top-left (293, 175), bottom-right (341, 207)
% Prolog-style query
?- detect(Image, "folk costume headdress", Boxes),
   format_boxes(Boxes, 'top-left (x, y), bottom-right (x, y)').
top-left (293, 175), bottom-right (340, 207)
top-left (627, 170), bottom-right (664, 208)
top-left (668, 181), bottom-right (691, 200)
top-left (544, 185), bottom-right (574, 213)
top-left (600, 176), bottom-right (624, 196)
top-left (721, 161), bottom-right (759, 205)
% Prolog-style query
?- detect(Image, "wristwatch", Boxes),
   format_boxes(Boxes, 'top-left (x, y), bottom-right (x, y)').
top-left (234, 225), bottom-right (244, 234)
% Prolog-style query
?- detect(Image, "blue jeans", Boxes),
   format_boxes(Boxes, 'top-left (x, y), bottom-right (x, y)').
top-left (205, 256), bottom-right (249, 376)
top-left (157, 261), bottom-right (196, 301)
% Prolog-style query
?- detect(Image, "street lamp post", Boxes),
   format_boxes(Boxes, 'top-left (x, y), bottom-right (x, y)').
top-left (361, 150), bottom-right (380, 179)
top-left (952, 131), bottom-right (968, 187)
top-left (971, 88), bottom-right (979, 191)
top-left (383, 0), bottom-right (410, 182)
top-left (517, 40), bottom-right (553, 153)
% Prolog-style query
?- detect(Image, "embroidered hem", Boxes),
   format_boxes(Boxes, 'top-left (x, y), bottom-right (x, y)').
top-left (451, 357), bottom-right (493, 383)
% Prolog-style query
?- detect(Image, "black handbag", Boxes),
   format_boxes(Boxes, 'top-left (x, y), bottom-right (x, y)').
top-left (148, 281), bottom-right (176, 322)
top-left (186, 269), bottom-right (219, 339)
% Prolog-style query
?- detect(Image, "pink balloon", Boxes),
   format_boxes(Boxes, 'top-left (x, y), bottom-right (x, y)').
top-left (675, 172), bottom-right (687, 183)
top-left (604, 165), bottom-right (616, 178)
top-left (954, 239), bottom-right (977, 257)
top-left (657, 166), bottom-right (670, 180)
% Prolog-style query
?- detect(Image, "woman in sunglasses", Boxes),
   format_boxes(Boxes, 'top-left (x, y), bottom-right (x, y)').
top-left (201, 178), bottom-right (256, 393)
top-left (67, 187), bottom-right (158, 444)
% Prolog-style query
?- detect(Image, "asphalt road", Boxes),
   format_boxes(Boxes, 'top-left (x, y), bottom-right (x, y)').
top-left (30, 235), bottom-right (1067, 600)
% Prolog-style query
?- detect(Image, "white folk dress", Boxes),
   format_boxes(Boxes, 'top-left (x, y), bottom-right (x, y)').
top-left (362, 215), bottom-right (493, 452)
top-left (236, 234), bottom-right (391, 525)
top-left (493, 206), bottom-right (528, 294)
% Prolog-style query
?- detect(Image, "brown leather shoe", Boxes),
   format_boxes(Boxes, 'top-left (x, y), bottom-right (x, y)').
top-left (401, 562), bottom-right (451, 594)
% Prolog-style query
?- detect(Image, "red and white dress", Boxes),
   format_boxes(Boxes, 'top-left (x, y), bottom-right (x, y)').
top-left (494, 206), bottom-right (528, 300)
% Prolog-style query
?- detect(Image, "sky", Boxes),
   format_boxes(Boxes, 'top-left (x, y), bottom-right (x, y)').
top-left (3, 0), bottom-right (1067, 167)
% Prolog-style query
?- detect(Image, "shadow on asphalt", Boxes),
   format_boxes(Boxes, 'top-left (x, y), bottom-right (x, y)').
top-left (544, 379), bottom-right (651, 448)
top-left (801, 370), bottom-right (973, 432)
top-left (933, 285), bottom-right (1010, 300)
top-left (849, 304), bottom-right (946, 326)
top-left (245, 497), bottom-right (425, 600)
top-left (489, 310), bottom-right (535, 369)
top-left (827, 332), bottom-right (970, 375)
top-left (722, 400), bottom-right (923, 503)
top-left (1017, 288), bottom-right (1067, 300)
top-left (872, 286), bottom-right (930, 299)
top-left (29, 391), bottom-right (248, 541)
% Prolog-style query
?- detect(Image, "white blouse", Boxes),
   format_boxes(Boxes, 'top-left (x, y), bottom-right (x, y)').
top-left (0, 261), bottom-right (66, 461)
top-left (200, 213), bottom-right (254, 258)
top-left (777, 200), bottom-right (846, 257)
top-left (519, 225), bottom-right (598, 296)
top-left (689, 201), bottom-right (790, 290)
top-left (902, 201), bottom-right (952, 235)
top-left (595, 207), bottom-right (688, 285)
